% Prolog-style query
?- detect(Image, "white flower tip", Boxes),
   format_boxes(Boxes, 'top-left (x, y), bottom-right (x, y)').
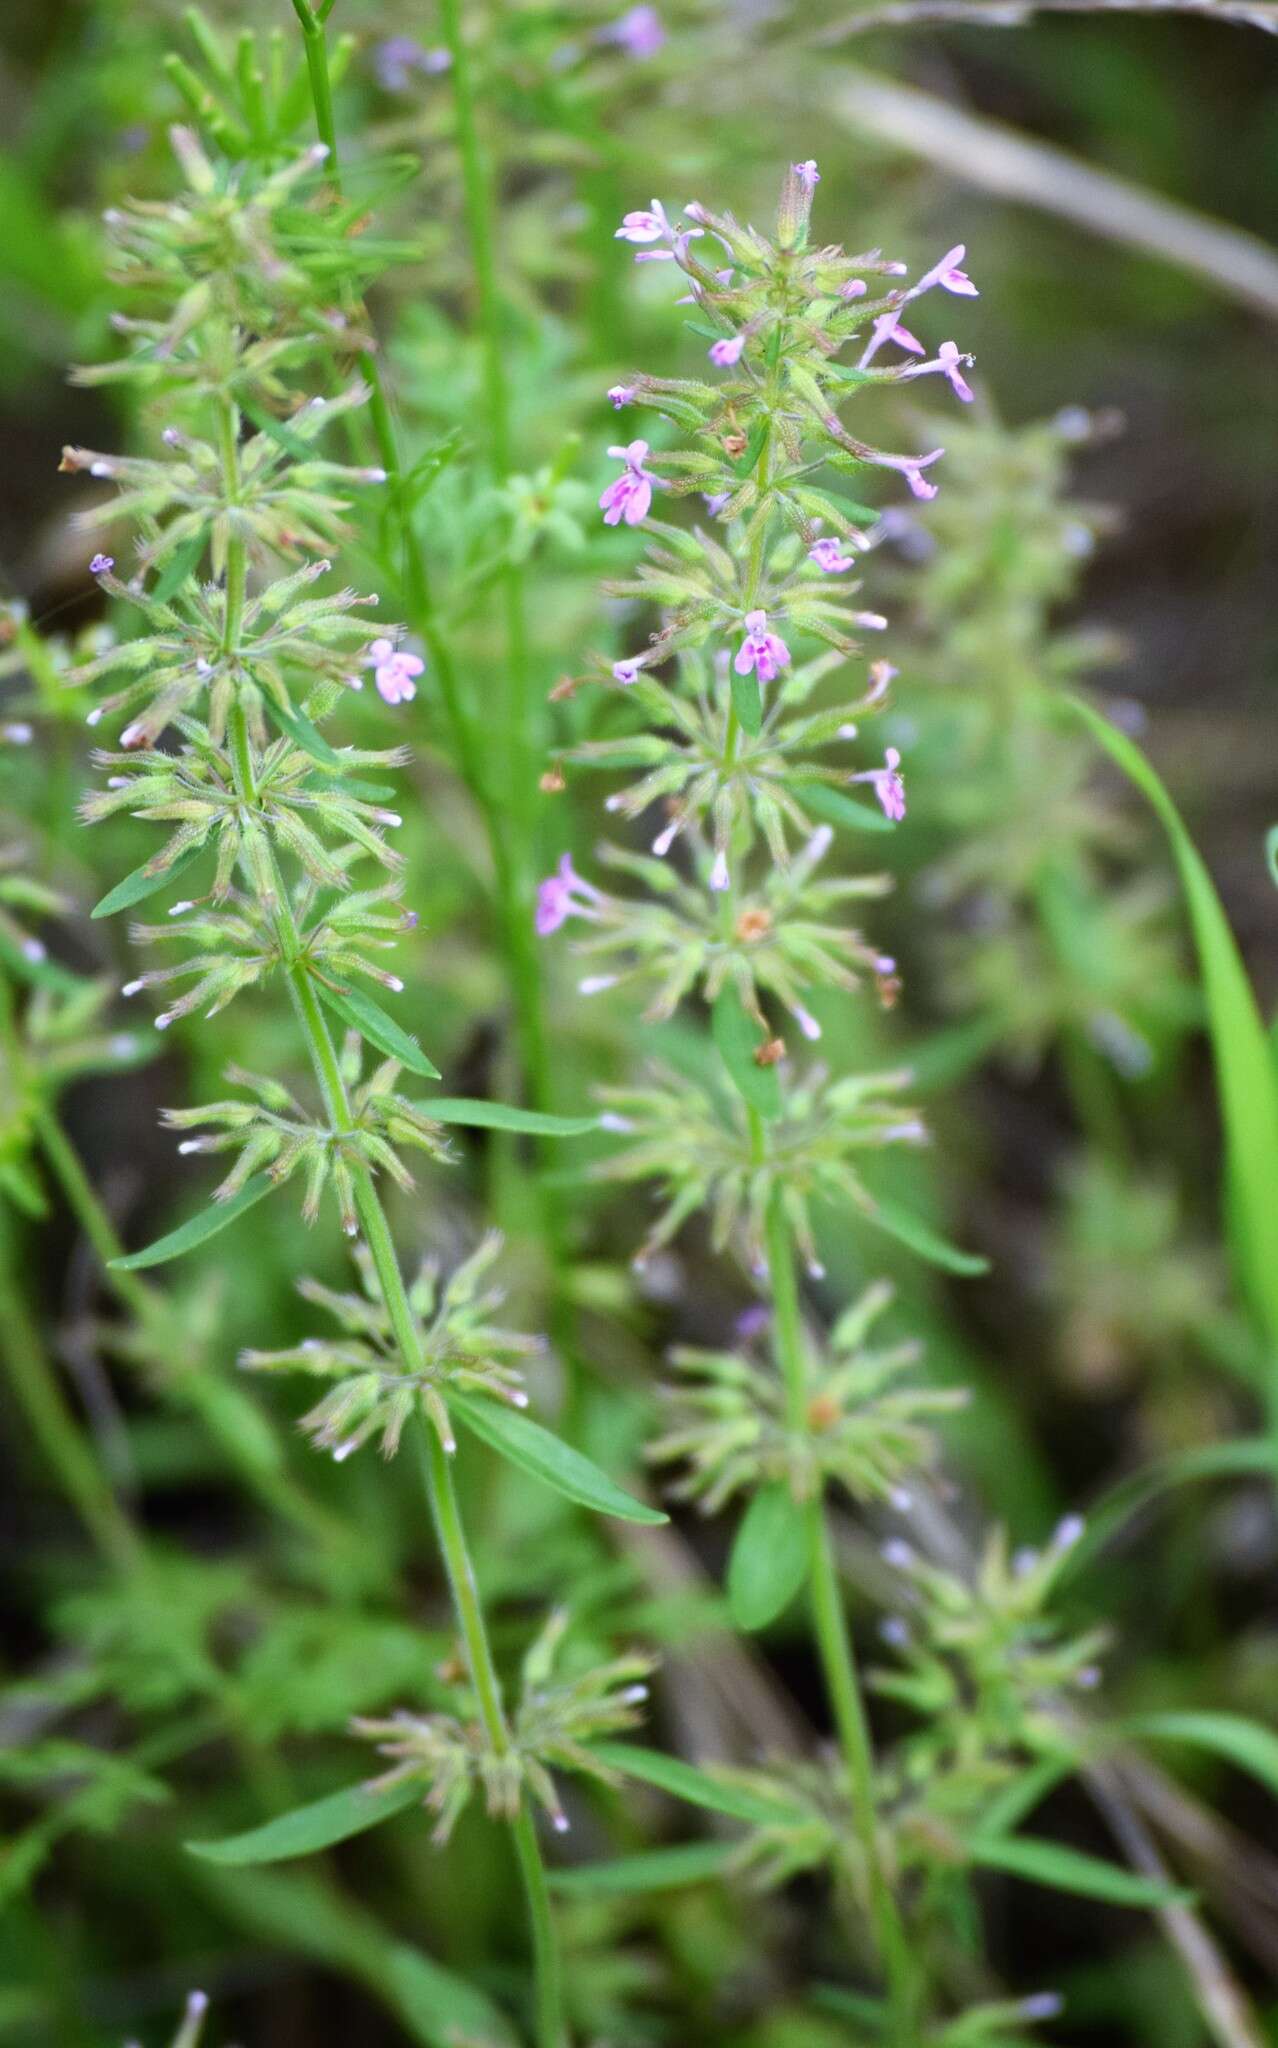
top-left (86, 707), bottom-right (103, 727)
top-left (510, 1391), bottom-right (530, 1409)
top-left (154, 1012), bottom-right (173, 1031)
top-left (177, 1139), bottom-right (204, 1155)
top-left (333, 1439), bottom-right (358, 1463)
top-left (889, 1486), bottom-right (913, 1512)
top-left (186, 1993), bottom-right (210, 2019)
top-left (709, 851), bottom-right (729, 892)
top-left (168, 901), bottom-right (194, 917)
top-left (1053, 1513), bottom-right (1086, 1552)
top-left (551, 1811), bottom-right (571, 1834)
top-left (121, 979), bottom-right (144, 997)
top-left (881, 1538), bottom-right (915, 1570)
top-left (22, 938), bottom-right (46, 962)
top-left (441, 1433), bottom-right (457, 1455)
top-left (386, 976), bottom-right (405, 993)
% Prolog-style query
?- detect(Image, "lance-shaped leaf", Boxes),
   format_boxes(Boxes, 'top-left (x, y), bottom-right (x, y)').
top-left (549, 1841), bottom-right (735, 1895)
top-left (187, 1776), bottom-right (422, 1865)
top-left (590, 1743), bottom-right (807, 1826)
top-left (110, 1172), bottom-right (274, 1271)
top-left (91, 838), bottom-right (207, 919)
top-left (426, 1097), bottom-right (599, 1136)
top-left (727, 1483), bottom-right (809, 1631)
top-left (317, 982), bottom-right (441, 1080)
top-left (1115, 1711), bottom-right (1278, 1805)
top-left (712, 985), bottom-right (781, 1120)
top-left (450, 1391), bottom-right (666, 1525)
top-left (860, 1190), bottom-right (989, 1275)
top-left (967, 1834), bottom-right (1192, 1909)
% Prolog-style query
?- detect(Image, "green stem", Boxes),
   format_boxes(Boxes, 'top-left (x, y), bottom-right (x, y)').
top-left (0, 1199), bottom-right (140, 1571)
top-left (219, 468), bottom-right (564, 2036)
top-left (764, 1188), bottom-right (919, 2039)
top-left (435, 0), bottom-right (551, 1125)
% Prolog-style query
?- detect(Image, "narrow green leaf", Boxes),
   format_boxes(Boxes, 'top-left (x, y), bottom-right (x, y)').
top-left (151, 533), bottom-right (209, 606)
top-left (239, 394), bottom-right (317, 464)
top-left (589, 1743), bottom-right (806, 1826)
top-left (450, 1391), bottom-right (667, 1525)
top-left (1058, 1439), bottom-right (1273, 1582)
top-left (91, 839), bottom-right (206, 920)
top-left (187, 1777), bottom-right (421, 1864)
top-left (1064, 695), bottom-right (1278, 1352)
top-left (799, 783), bottom-right (895, 833)
top-left (862, 1192), bottom-right (989, 1276)
top-left (317, 982), bottom-right (441, 1080)
top-left (386, 1945), bottom-right (518, 2048)
top-left (109, 1172), bottom-right (275, 1272)
top-left (967, 1834), bottom-right (1191, 1909)
top-left (727, 1484), bottom-right (809, 1631)
top-left (733, 419), bottom-right (770, 478)
top-left (730, 665), bottom-right (762, 739)
top-left (267, 694), bottom-right (343, 768)
top-left (1116, 1711), bottom-right (1278, 1803)
top-left (549, 1841), bottom-right (734, 1896)
top-left (711, 985), bottom-right (781, 1121)
top-left (425, 1097), bottom-right (598, 1137)
top-left (971, 1755), bottom-right (1078, 1842)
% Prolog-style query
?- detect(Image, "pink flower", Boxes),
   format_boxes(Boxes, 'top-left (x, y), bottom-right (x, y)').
top-left (616, 202), bottom-right (672, 244)
top-left (703, 491), bottom-right (731, 517)
top-left (708, 335), bottom-right (744, 367)
top-left (868, 446), bottom-right (945, 500)
top-left (852, 746), bottom-right (906, 821)
top-left (607, 384), bottom-right (636, 409)
top-left (600, 5), bottom-right (666, 57)
top-left (734, 608), bottom-right (790, 684)
top-left (912, 242), bottom-right (978, 298)
top-left (860, 310), bottom-right (926, 369)
top-left (809, 537), bottom-right (857, 573)
top-left (612, 658), bottom-right (642, 685)
top-left (792, 159), bottom-right (820, 190)
top-left (600, 439), bottom-right (656, 526)
top-left (367, 637), bottom-right (424, 705)
top-left (901, 340), bottom-right (974, 404)
top-left (840, 278), bottom-right (867, 300)
top-left (615, 199), bottom-right (701, 264)
top-left (936, 340), bottom-right (974, 402)
top-left (89, 553), bottom-right (114, 575)
top-left (535, 854), bottom-right (603, 936)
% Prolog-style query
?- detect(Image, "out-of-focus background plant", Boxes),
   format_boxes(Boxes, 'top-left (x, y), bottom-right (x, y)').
top-left (2, 4), bottom-right (1278, 2045)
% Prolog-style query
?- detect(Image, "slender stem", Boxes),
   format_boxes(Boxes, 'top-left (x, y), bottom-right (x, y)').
top-left (764, 1188), bottom-right (918, 2038)
top-left (218, 391), bottom-right (565, 2036)
top-left (435, 0), bottom-right (552, 1122)
top-left (0, 1200), bottom-right (141, 1571)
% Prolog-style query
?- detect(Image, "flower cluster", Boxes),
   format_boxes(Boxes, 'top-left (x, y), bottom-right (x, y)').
top-left (353, 1610), bottom-right (653, 1840)
top-left (241, 1234), bottom-right (541, 1458)
top-left (649, 1279), bottom-right (965, 1511)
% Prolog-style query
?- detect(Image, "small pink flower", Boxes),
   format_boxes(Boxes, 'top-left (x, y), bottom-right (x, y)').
top-left (840, 278), bottom-right (867, 300)
top-left (535, 854), bottom-right (603, 936)
top-left (89, 553), bottom-right (114, 575)
top-left (612, 658), bottom-right (642, 685)
top-left (708, 335), bottom-right (744, 367)
top-left (809, 537), bottom-right (857, 573)
top-left (607, 383), bottom-right (636, 409)
top-left (792, 159), bottom-right (820, 190)
top-left (600, 439), bottom-right (656, 527)
top-left (600, 5), bottom-right (666, 58)
top-left (869, 446), bottom-right (945, 500)
top-left (912, 242), bottom-right (978, 298)
top-left (852, 746), bottom-right (906, 821)
top-left (936, 340), bottom-right (974, 402)
top-left (703, 491), bottom-right (731, 517)
top-left (616, 202), bottom-right (671, 244)
top-left (734, 608), bottom-right (790, 684)
top-left (367, 636), bottom-right (424, 705)
top-left (860, 311), bottom-right (926, 368)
